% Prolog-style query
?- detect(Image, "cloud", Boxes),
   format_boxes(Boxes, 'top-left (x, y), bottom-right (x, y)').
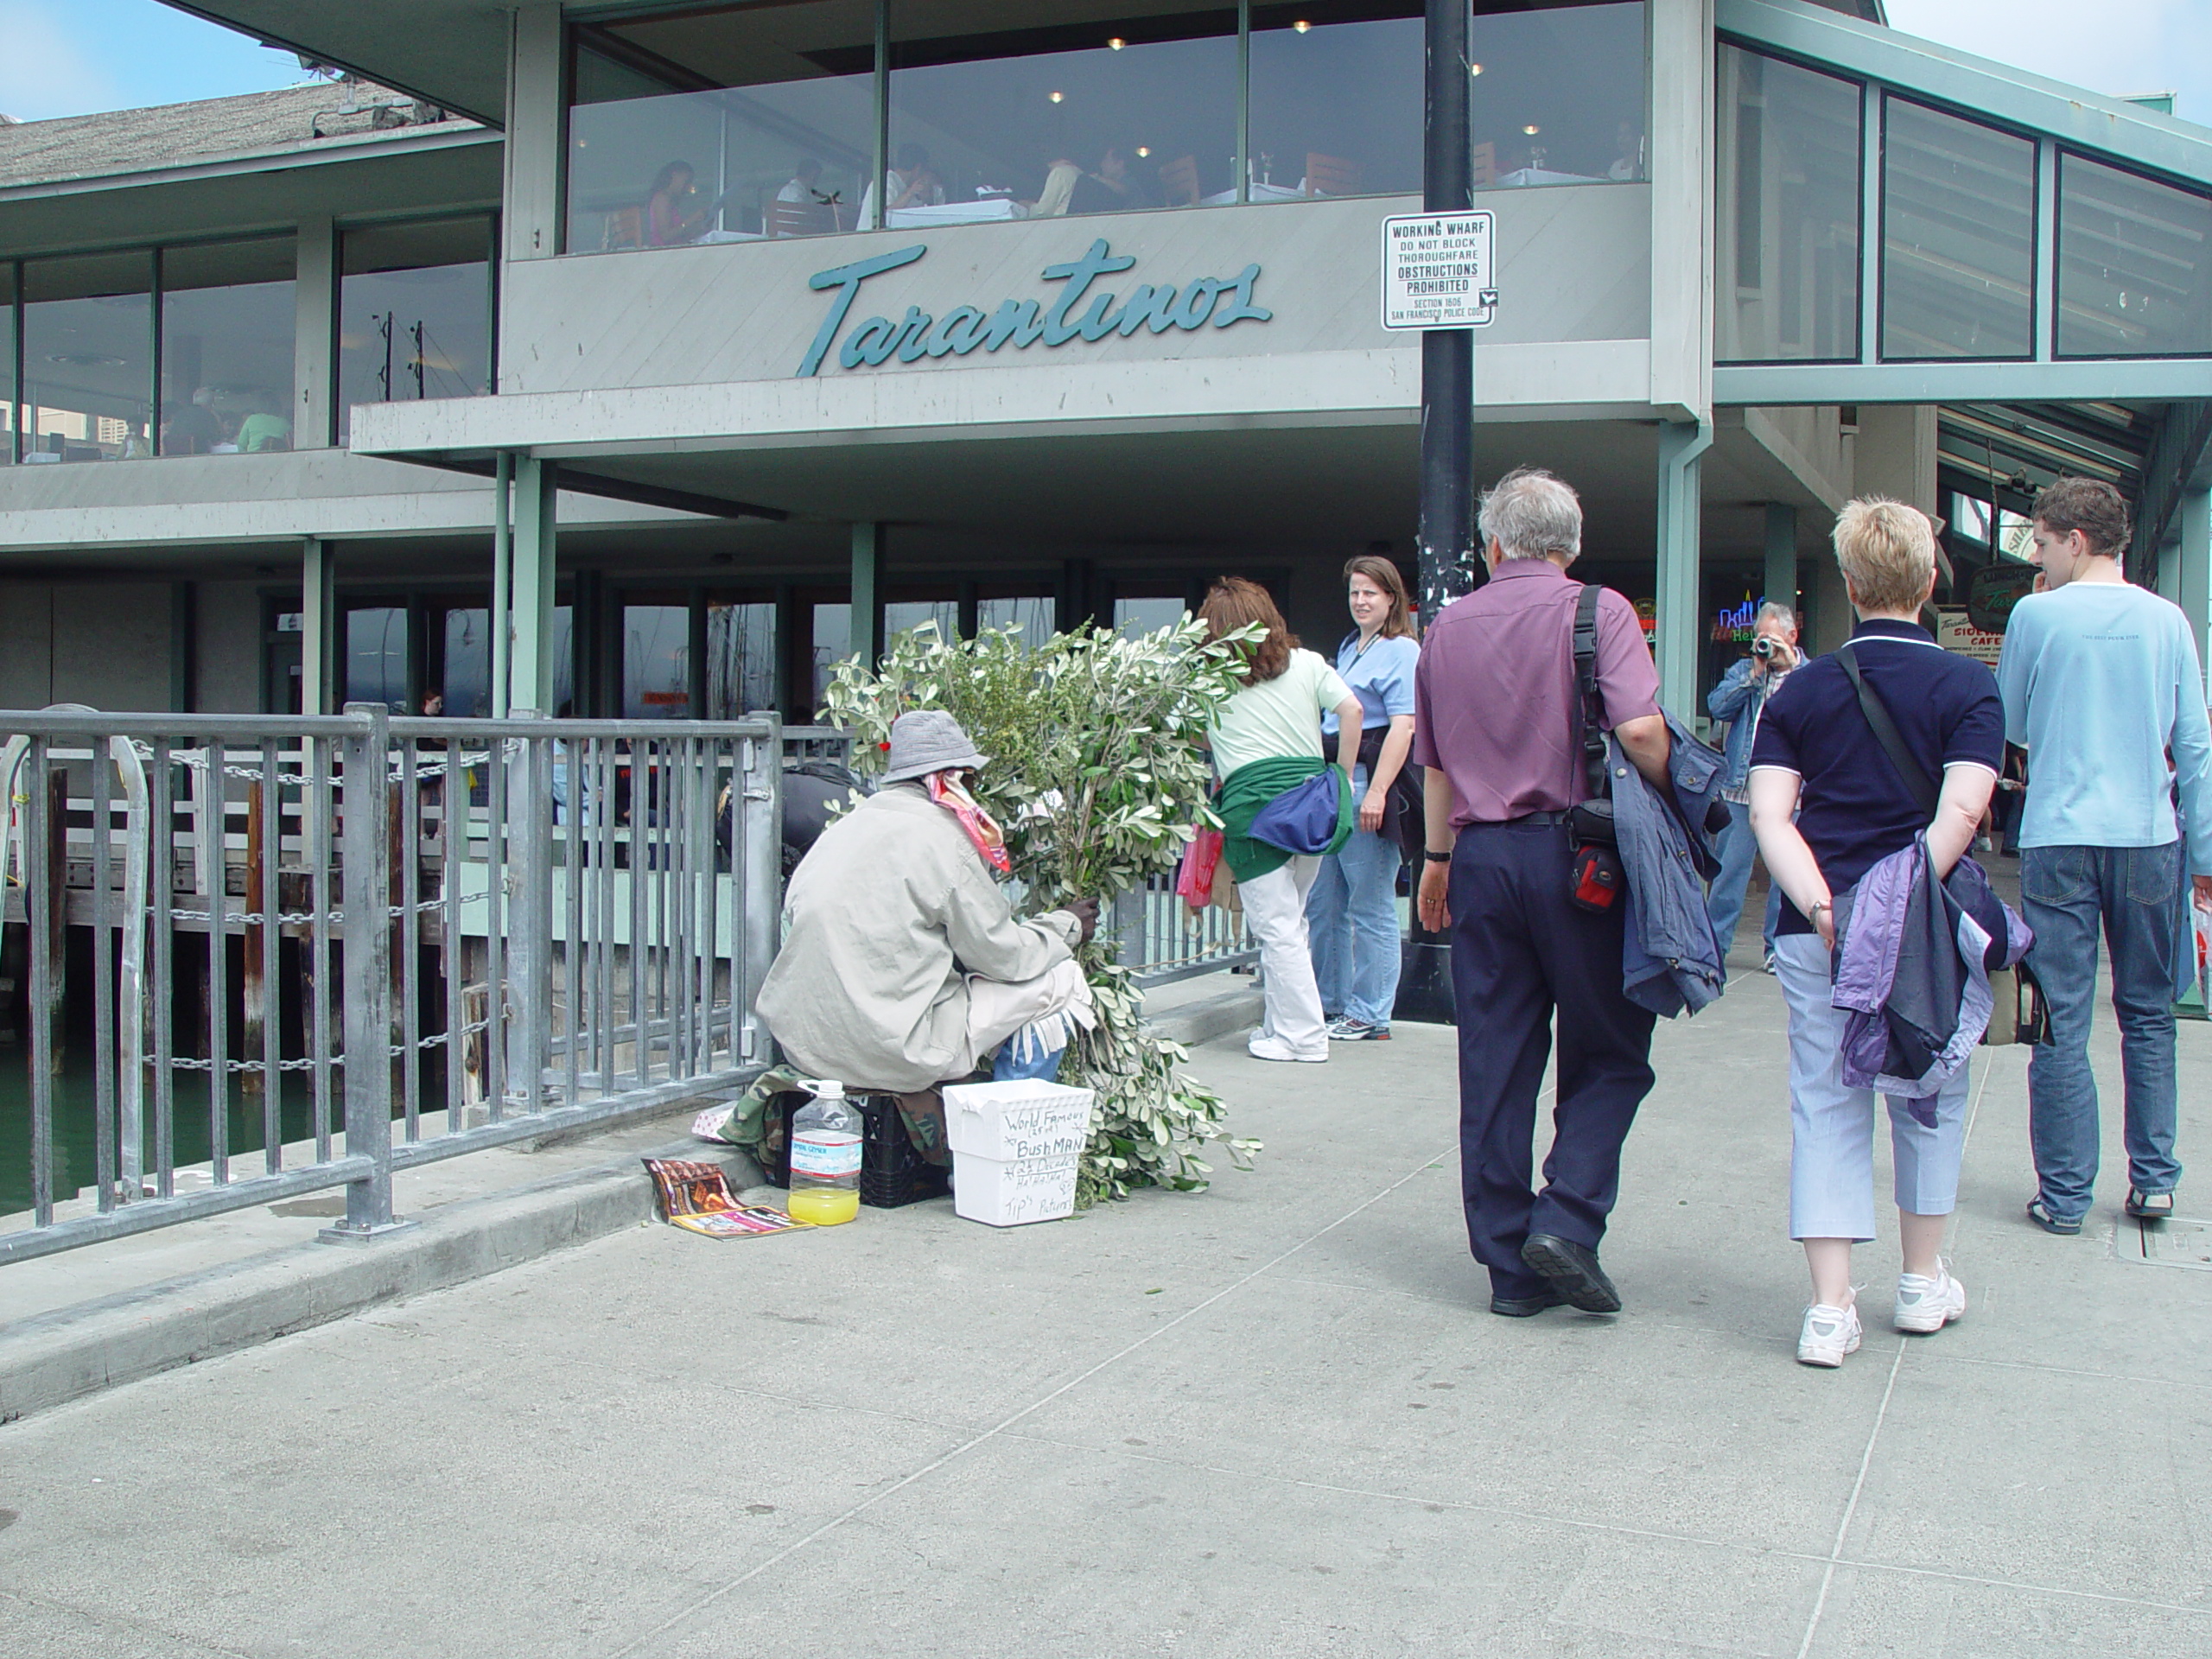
top-left (0, 2), bottom-right (122, 121)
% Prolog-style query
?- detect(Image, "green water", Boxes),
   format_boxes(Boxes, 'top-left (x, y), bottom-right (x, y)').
top-left (0, 1044), bottom-right (331, 1215)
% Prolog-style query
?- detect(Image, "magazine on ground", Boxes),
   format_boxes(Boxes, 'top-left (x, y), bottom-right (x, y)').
top-left (643, 1157), bottom-right (809, 1239)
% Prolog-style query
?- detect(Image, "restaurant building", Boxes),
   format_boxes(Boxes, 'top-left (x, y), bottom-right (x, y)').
top-left (1, 0), bottom-right (2207, 725)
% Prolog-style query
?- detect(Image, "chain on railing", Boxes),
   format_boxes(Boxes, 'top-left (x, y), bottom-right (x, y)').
top-left (0, 706), bottom-right (783, 1264)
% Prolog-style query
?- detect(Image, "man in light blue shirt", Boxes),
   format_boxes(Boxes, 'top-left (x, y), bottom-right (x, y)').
top-left (1995, 477), bottom-right (2212, 1234)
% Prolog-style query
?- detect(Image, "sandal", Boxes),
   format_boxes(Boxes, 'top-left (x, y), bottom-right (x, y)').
top-left (2025, 1197), bottom-right (2083, 1236)
top-left (2126, 1188), bottom-right (2176, 1222)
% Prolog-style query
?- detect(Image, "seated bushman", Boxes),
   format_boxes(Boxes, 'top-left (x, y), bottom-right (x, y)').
top-left (757, 710), bottom-right (1098, 1102)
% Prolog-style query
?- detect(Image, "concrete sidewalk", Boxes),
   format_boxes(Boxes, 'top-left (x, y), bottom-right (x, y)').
top-left (1, 963), bottom-right (2206, 1656)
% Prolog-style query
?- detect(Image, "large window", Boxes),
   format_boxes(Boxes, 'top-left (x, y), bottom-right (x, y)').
top-left (706, 599), bottom-right (778, 718)
top-left (1715, 44), bottom-right (1859, 364)
top-left (158, 238), bottom-right (296, 456)
top-left (888, 6), bottom-right (1239, 219)
top-left (1248, 3), bottom-right (1421, 200)
top-left (337, 217), bottom-right (495, 442)
top-left (2057, 153), bottom-right (2212, 359)
top-left (1465, 2), bottom-right (1646, 188)
top-left (1880, 98), bottom-right (2036, 361)
top-left (569, 3), bottom-right (877, 250)
top-left (564, 3), bottom-right (1645, 251)
top-left (20, 251), bottom-right (152, 463)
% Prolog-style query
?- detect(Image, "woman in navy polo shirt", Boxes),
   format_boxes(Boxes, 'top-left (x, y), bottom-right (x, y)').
top-left (1306, 555), bottom-right (1421, 1041)
top-left (1749, 499), bottom-right (2003, 1368)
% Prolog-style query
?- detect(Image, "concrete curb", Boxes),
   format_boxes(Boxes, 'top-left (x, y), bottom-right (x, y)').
top-left (1146, 984), bottom-right (1262, 1049)
top-left (0, 1139), bottom-right (761, 1425)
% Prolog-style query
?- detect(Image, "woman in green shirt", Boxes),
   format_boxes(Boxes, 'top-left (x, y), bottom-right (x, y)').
top-left (1198, 577), bottom-right (1362, 1062)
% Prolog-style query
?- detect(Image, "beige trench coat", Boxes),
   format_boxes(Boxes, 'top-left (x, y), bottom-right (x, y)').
top-left (756, 785), bottom-right (1081, 1093)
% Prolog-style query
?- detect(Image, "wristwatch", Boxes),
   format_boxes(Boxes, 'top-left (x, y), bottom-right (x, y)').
top-left (1424, 849), bottom-right (1452, 864)
top-left (1808, 900), bottom-right (1832, 918)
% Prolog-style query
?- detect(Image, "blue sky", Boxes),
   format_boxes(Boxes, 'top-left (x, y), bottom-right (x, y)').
top-left (0, 0), bottom-right (2206, 128)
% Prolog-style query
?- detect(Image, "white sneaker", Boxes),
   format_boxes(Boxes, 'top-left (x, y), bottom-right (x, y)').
top-left (1893, 1263), bottom-right (1967, 1334)
top-left (1797, 1301), bottom-right (1862, 1367)
top-left (1247, 1033), bottom-right (1327, 1063)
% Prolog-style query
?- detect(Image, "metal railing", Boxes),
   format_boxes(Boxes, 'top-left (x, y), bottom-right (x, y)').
top-left (0, 706), bottom-right (779, 1264)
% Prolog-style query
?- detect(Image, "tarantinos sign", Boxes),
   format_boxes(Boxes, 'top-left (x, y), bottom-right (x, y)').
top-left (797, 238), bottom-right (1272, 378)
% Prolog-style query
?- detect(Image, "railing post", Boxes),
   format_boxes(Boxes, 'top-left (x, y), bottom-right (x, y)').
top-left (323, 702), bottom-right (411, 1242)
top-left (504, 709), bottom-right (551, 1109)
top-left (739, 715), bottom-right (782, 1066)
top-left (1110, 887), bottom-right (1146, 970)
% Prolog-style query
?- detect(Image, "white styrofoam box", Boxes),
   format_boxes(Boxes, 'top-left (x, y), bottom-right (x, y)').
top-left (951, 1148), bottom-right (1080, 1227)
top-left (941, 1081), bottom-right (1094, 1162)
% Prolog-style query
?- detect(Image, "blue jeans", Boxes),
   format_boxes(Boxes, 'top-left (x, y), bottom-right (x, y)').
top-left (1707, 801), bottom-right (1783, 962)
top-left (1306, 824), bottom-right (1405, 1027)
top-left (2021, 842), bottom-right (2186, 1218)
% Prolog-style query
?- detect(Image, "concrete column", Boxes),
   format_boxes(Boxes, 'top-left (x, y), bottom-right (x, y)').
top-left (1646, 0), bottom-right (1714, 420)
top-left (1655, 421), bottom-right (1713, 720)
top-left (1763, 501), bottom-right (1797, 617)
top-left (2181, 483), bottom-right (2211, 700)
top-left (850, 523), bottom-right (885, 669)
top-left (300, 537), bottom-right (336, 715)
top-left (1853, 406), bottom-right (1939, 514)
top-left (504, 6), bottom-right (564, 267)
top-left (293, 216), bottom-right (334, 449)
top-left (509, 457), bottom-right (559, 715)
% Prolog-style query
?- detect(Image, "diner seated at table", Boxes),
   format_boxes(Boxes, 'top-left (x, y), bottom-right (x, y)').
top-left (645, 161), bottom-right (720, 245)
top-left (1031, 153), bottom-right (1084, 217)
top-left (777, 158), bottom-right (837, 206)
top-left (859, 144), bottom-right (944, 226)
top-left (161, 391), bottom-right (226, 456)
top-left (1069, 145), bottom-right (1158, 215)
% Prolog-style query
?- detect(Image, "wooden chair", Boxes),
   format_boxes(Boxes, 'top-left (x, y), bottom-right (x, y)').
top-left (1303, 152), bottom-right (1362, 198)
top-left (601, 206), bottom-right (643, 251)
top-left (1471, 142), bottom-right (1497, 189)
top-left (766, 200), bottom-right (836, 238)
top-left (1158, 154), bottom-right (1201, 207)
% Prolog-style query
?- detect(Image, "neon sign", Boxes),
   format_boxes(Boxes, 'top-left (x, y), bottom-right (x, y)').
top-left (797, 238), bottom-right (1272, 378)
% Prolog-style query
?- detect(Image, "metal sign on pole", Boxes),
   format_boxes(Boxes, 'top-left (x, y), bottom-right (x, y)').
top-left (1381, 211), bottom-right (1497, 332)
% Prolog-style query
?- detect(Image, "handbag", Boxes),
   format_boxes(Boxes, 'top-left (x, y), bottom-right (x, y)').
top-left (1247, 766), bottom-right (1347, 855)
top-left (1835, 644), bottom-right (2040, 1047)
top-left (1175, 827), bottom-right (1224, 909)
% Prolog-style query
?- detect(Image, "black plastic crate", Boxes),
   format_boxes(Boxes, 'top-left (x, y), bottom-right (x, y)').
top-left (761, 1090), bottom-right (950, 1210)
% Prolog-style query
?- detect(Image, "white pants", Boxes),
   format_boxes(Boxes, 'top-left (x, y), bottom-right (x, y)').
top-left (1240, 856), bottom-right (1326, 1057)
top-left (963, 958), bottom-right (1091, 1064)
top-left (1772, 931), bottom-right (1971, 1243)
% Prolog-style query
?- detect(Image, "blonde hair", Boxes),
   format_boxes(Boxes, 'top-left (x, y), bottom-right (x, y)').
top-left (1832, 497), bottom-right (1936, 614)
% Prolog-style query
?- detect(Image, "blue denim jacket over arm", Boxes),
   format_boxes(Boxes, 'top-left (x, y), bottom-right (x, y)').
top-left (1611, 709), bottom-right (1729, 1017)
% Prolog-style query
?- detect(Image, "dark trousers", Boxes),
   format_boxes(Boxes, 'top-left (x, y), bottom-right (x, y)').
top-left (1448, 821), bottom-right (1658, 1299)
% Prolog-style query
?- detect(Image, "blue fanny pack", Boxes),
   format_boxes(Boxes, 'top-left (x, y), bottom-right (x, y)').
top-left (1247, 767), bottom-right (1344, 855)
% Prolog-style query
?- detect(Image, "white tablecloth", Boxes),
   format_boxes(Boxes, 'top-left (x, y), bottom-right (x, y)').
top-left (695, 228), bottom-right (765, 244)
top-left (1198, 181), bottom-right (1306, 206)
top-left (1491, 168), bottom-right (1607, 188)
top-left (888, 199), bottom-right (1025, 227)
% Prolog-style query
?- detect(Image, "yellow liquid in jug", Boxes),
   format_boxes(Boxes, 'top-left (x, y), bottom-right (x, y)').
top-left (787, 1187), bottom-right (860, 1226)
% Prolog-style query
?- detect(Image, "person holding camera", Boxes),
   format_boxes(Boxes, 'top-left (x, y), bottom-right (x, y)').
top-left (1707, 602), bottom-right (1800, 968)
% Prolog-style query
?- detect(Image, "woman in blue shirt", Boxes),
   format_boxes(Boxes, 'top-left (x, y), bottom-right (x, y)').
top-left (1306, 555), bottom-right (1421, 1040)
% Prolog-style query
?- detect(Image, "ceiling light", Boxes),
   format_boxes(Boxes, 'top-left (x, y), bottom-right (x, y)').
top-left (1049, 90), bottom-right (1064, 103)
top-left (1293, 18), bottom-right (1310, 31)
top-left (1522, 124), bottom-right (1540, 136)
top-left (1108, 36), bottom-right (1124, 49)
top-left (1135, 145), bottom-right (1151, 157)
top-left (1468, 62), bottom-right (1483, 76)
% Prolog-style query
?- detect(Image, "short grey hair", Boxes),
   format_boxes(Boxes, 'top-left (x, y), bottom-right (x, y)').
top-left (1478, 467), bottom-right (1582, 563)
top-left (1756, 601), bottom-right (1796, 631)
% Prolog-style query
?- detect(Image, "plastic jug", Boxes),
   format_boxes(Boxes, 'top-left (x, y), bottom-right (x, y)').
top-left (786, 1080), bottom-right (862, 1225)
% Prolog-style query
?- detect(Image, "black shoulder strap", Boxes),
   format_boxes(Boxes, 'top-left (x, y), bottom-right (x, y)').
top-left (1836, 642), bottom-right (1939, 817)
top-left (1572, 583), bottom-right (1609, 798)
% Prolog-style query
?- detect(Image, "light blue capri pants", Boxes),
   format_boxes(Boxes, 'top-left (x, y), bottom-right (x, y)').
top-left (1771, 932), bottom-right (1973, 1243)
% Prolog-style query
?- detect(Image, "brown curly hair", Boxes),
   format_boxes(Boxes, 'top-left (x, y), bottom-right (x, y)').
top-left (1198, 576), bottom-right (1298, 683)
top-left (2032, 475), bottom-right (2132, 560)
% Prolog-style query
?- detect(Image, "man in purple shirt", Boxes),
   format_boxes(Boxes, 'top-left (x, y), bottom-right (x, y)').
top-left (1414, 468), bottom-right (1675, 1318)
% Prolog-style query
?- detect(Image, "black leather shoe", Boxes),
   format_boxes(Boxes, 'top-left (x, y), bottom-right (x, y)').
top-left (1489, 1288), bottom-right (1566, 1318)
top-left (1520, 1234), bottom-right (1622, 1313)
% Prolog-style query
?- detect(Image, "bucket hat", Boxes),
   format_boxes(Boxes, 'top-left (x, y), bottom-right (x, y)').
top-left (880, 709), bottom-right (988, 784)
